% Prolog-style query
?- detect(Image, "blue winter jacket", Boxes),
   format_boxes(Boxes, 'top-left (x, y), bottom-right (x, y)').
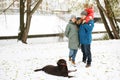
top-left (79, 20), bottom-right (94, 44)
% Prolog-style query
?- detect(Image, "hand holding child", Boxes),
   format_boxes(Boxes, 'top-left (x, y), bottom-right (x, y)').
top-left (82, 20), bottom-right (86, 24)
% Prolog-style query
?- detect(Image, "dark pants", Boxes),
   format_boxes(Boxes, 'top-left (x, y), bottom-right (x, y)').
top-left (81, 44), bottom-right (92, 64)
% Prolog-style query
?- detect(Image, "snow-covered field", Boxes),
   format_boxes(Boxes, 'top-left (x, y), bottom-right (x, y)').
top-left (0, 38), bottom-right (120, 80)
top-left (0, 15), bottom-right (67, 36)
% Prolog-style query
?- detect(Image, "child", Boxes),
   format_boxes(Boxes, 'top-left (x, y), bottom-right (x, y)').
top-left (82, 3), bottom-right (94, 24)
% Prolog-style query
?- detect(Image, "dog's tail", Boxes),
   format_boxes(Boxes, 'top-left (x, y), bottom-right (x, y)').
top-left (34, 68), bottom-right (43, 72)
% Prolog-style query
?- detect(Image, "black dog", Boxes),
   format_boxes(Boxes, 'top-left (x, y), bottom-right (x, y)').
top-left (34, 59), bottom-right (76, 78)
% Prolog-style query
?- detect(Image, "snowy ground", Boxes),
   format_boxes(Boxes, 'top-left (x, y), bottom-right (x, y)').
top-left (0, 37), bottom-right (120, 80)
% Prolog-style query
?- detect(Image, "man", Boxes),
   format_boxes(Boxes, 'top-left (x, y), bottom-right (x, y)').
top-left (79, 11), bottom-right (94, 68)
top-left (65, 15), bottom-right (79, 65)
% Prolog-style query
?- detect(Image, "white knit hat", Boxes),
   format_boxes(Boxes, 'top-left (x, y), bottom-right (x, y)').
top-left (70, 15), bottom-right (76, 20)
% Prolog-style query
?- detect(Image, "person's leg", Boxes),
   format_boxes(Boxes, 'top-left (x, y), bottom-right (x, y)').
top-left (81, 44), bottom-right (87, 63)
top-left (86, 44), bottom-right (92, 67)
top-left (69, 49), bottom-right (74, 61)
top-left (72, 49), bottom-right (78, 63)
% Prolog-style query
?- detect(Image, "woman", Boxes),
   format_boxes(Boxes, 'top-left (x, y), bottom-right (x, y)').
top-left (65, 15), bottom-right (79, 65)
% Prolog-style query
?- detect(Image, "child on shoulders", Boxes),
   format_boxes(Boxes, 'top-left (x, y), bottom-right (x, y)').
top-left (82, 3), bottom-right (94, 24)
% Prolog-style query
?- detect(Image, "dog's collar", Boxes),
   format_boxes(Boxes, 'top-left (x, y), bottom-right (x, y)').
top-left (60, 63), bottom-right (67, 66)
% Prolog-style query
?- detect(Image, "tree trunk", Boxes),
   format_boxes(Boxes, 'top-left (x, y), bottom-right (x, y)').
top-left (19, 0), bottom-right (43, 43)
top-left (104, 0), bottom-right (120, 39)
top-left (96, 0), bottom-right (114, 39)
top-left (22, 0), bottom-right (31, 43)
top-left (18, 0), bottom-right (25, 40)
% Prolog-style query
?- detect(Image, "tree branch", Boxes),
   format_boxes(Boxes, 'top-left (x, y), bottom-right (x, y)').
top-left (0, 0), bottom-right (17, 15)
top-left (96, 0), bottom-right (108, 16)
top-left (30, 0), bottom-right (43, 16)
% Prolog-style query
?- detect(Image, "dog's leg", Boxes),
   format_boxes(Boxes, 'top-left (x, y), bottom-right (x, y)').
top-left (68, 76), bottom-right (74, 78)
top-left (34, 69), bottom-right (43, 72)
top-left (68, 69), bottom-right (77, 73)
top-left (67, 69), bottom-right (77, 78)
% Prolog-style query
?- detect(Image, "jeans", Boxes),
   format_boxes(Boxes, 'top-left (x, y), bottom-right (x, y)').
top-left (69, 49), bottom-right (78, 62)
top-left (81, 44), bottom-right (92, 64)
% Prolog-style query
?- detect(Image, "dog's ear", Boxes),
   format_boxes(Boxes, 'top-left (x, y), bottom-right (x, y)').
top-left (57, 60), bottom-right (61, 66)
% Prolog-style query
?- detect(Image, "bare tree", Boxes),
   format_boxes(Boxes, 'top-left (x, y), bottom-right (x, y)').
top-left (104, 0), bottom-right (120, 39)
top-left (96, 0), bottom-right (114, 39)
top-left (18, 0), bottom-right (43, 43)
top-left (96, 0), bottom-right (120, 39)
